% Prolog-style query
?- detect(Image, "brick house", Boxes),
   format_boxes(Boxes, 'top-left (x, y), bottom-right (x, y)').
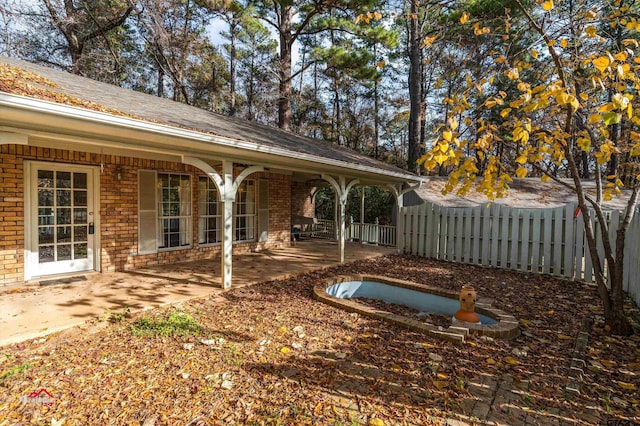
top-left (0, 57), bottom-right (421, 287)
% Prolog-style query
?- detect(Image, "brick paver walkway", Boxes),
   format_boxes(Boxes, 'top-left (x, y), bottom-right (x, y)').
top-left (449, 372), bottom-right (600, 425)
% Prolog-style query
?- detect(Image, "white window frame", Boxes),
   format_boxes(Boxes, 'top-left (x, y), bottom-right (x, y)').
top-left (198, 176), bottom-right (222, 246)
top-left (157, 173), bottom-right (192, 251)
top-left (234, 179), bottom-right (256, 243)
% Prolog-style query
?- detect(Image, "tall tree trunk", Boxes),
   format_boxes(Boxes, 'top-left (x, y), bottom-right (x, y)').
top-left (278, 5), bottom-right (293, 130)
top-left (407, 0), bottom-right (422, 172)
top-left (157, 65), bottom-right (164, 98)
top-left (247, 55), bottom-right (255, 121)
top-left (333, 75), bottom-right (341, 144)
top-left (229, 21), bottom-right (237, 116)
top-left (373, 43), bottom-right (380, 159)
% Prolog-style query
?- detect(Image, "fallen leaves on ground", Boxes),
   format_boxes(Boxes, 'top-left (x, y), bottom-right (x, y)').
top-left (0, 255), bottom-right (638, 425)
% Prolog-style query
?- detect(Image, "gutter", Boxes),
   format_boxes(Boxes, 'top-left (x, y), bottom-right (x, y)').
top-left (0, 93), bottom-right (423, 184)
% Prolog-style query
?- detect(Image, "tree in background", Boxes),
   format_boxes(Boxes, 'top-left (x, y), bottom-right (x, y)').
top-left (0, 1), bottom-right (25, 57)
top-left (420, 0), bottom-right (640, 335)
top-left (136, 0), bottom-right (217, 105)
top-left (236, 13), bottom-right (278, 123)
top-left (252, 0), bottom-right (380, 131)
top-left (25, 0), bottom-right (135, 79)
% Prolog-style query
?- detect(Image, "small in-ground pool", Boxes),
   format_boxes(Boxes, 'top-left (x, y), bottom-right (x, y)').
top-left (326, 280), bottom-right (497, 325)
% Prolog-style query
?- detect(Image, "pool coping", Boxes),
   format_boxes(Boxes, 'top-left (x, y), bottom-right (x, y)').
top-left (313, 275), bottom-right (520, 343)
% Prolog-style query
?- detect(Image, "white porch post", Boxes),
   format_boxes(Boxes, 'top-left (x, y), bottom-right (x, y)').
top-left (333, 192), bottom-right (339, 240)
top-left (221, 160), bottom-right (234, 289)
top-left (360, 186), bottom-right (365, 225)
top-left (183, 156), bottom-right (263, 289)
top-left (396, 192), bottom-right (405, 254)
top-left (323, 175), bottom-right (359, 263)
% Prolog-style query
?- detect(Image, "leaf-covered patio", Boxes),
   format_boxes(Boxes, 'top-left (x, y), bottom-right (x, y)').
top-left (0, 241), bottom-right (395, 347)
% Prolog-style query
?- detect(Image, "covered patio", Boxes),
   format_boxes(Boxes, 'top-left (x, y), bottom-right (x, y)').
top-left (0, 240), bottom-right (395, 346)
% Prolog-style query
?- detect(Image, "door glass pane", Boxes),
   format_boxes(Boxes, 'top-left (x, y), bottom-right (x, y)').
top-left (74, 243), bottom-right (88, 259)
top-left (74, 226), bottom-right (88, 242)
top-left (39, 246), bottom-right (55, 263)
top-left (39, 227), bottom-right (54, 244)
top-left (35, 168), bottom-right (93, 268)
top-left (74, 208), bottom-right (87, 224)
top-left (57, 190), bottom-right (72, 206)
top-left (38, 208), bottom-right (54, 226)
top-left (73, 191), bottom-right (87, 206)
top-left (58, 244), bottom-right (71, 261)
top-left (57, 226), bottom-right (72, 243)
top-left (73, 173), bottom-right (87, 189)
top-left (56, 171), bottom-right (71, 188)
top-left (57, 208), bottom-right (71, 224)
top-left (38, 189), bottom-right (54, 206)
top-left (37, 170), bottom-right (54, 188)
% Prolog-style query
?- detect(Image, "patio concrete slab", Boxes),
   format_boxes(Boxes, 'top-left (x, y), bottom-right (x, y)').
top-left (0, 241), bottom-right (394, 346)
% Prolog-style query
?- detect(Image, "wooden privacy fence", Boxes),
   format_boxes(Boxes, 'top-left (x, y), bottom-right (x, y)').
top-left (401, 201), bottom-right (640, 306)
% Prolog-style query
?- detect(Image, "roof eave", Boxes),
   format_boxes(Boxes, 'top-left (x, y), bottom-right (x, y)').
top-left (0, 93), bottom-right (423, 184)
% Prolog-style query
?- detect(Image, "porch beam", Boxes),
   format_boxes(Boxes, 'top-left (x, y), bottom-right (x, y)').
top-left (182, 156), bottom-right (224, 192)
top-left (0, 131), bottom-right (28, 146)
top-left (322, 174), bottom-right (360, 263)
top-left (233, 165), bottom-right (264, 193)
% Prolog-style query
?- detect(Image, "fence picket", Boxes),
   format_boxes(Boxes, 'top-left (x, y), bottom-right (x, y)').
top-left (510, 209), bottom-right (520, 269)
top-left (432, 203), bottom-right (441, 258)
top-left (425, 202), bottom-right (434, 257)
top-left (490, 204), bottom-right (501, 267)
top-left (417, 203), bottom-right (426, 256)
top-left (472, 206), bottom-right (481, 263)
top-left (439, 207), bottom-right (448, 259)
top-left (464, 207), bottom-right (473, 263)
top-left (628, 214), bottom-right (640, 301)
top-left (481, 205), bottom-right (491, 265)
top-left (520, 210), bottom-right (531, 272)
top-left (543, 208), bottom-right (553, 274)
top-left (531, 210), bottom-right (542, 273)
top-left (500, 206), bottom-right (510, 267)
top-left (552, 207), bottom-right (563, 275)
top-left (410, 204), bottom-right (418, 255)
top-left (402, 201), bottom-right (638, 307)
top-left (453, 209), bottom-right (462, 262)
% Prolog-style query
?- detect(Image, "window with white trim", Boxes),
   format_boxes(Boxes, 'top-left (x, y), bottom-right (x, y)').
top-left (198, 176), bottom-right (221, 245)
top-left (157, 173), bottom-right (192, 249)
top-left (234, 179), bottom-right (255, 242)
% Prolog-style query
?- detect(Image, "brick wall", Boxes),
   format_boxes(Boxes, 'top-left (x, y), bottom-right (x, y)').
top-left (291, 181), bottom-right (315, 218)
top-left (0, 144), bottom-right (291, 285)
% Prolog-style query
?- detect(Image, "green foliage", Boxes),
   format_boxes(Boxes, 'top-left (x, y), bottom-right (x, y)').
top-left (106, 306), bottom-right (130, 323)
top-left (131, 309), bottom-right (202, 337)
top-left (0, 363), bottom-right (31, 381)
top-left (314, 186), bottom-right (395, 224)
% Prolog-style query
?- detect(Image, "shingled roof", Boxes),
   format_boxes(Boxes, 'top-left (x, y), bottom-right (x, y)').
top-left (0, 56), bottom-right (418, 181)
top-left (409, 177), bottom-right (632, 210)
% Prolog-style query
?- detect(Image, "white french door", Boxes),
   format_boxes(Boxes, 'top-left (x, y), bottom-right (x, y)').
top-left (26, 162), bottom-right (99, 278)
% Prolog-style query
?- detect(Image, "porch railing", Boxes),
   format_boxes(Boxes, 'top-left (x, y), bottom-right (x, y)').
top-left (348, 219), bottom-right (397, 247)
top-left (310, 219), bottom-right (335, 239)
